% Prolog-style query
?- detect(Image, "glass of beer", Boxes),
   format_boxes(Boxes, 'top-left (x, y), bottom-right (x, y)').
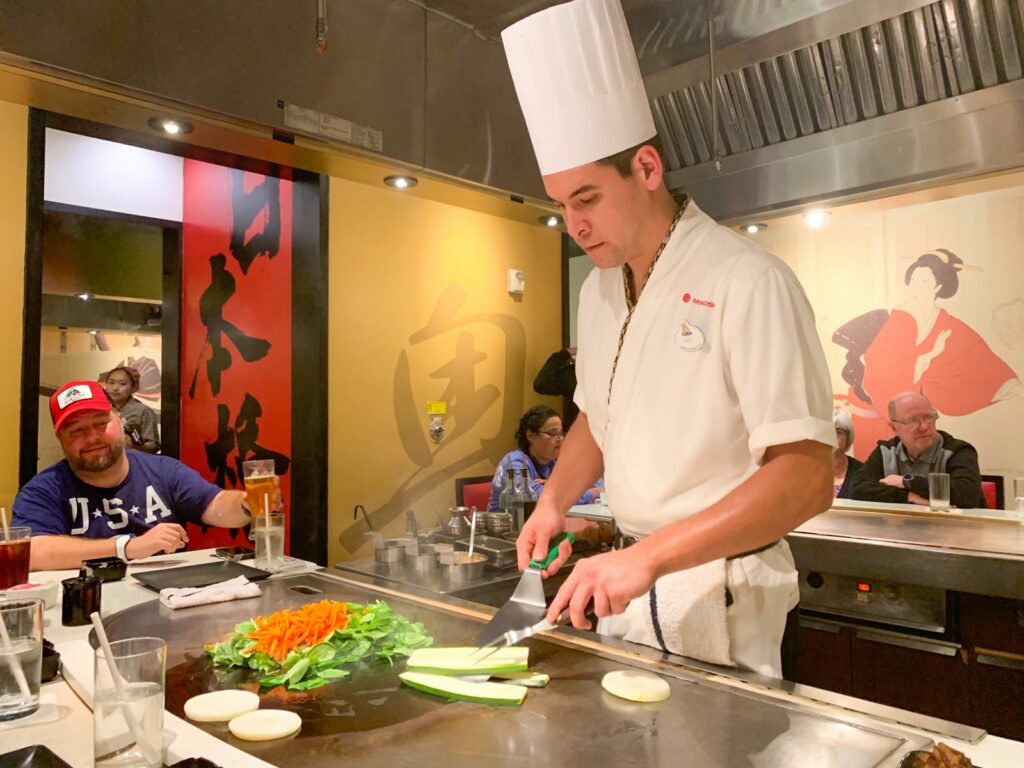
top-left (242, 459), bottom-right (275, 517)
top-left (0, 527), bottom-right (30, 590)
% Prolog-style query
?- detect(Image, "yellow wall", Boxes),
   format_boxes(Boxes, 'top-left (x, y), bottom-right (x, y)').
top-left (328, 177), bottom-right (563, 564)
top-left (749, 170), bottom-right (1024, 501)
top-left (0, 101), bottom-right (26, 507)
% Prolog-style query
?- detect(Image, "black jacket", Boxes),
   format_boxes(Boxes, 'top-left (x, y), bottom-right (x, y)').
top-left (849, 431), bottom-right (984, 508)
top-left (533, 349), bottom-right (579, 430)
top-left (835, 456), bottom-right (863, 499)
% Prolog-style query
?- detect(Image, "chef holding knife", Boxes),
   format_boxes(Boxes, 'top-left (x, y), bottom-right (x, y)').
top-left (502, 0), bottom-right (836, 678)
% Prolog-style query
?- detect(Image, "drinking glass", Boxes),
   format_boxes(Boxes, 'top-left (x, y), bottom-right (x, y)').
top-left (0, 598), bottom-right (42, 721)
top-left (928, 472), bottom-right (951, 512)
top-left (0, 526), bottom-right (31, 589)
top-left (242, 459), bottom-right (275, 517)
top-left (94, 637), bottom-right (166, 768)
top-left (252, 511), bottom-right (285, 573)
top-left (1014, 478), bottom-right (1024, 520)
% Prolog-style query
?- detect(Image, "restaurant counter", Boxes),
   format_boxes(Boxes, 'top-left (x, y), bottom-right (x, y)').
top-left (787, 502), bottom-right (1024, 599)
top-left (8, 548), bottom-right (1024, 767)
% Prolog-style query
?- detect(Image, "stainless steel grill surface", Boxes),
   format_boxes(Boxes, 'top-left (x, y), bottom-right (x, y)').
top-left (97, 572), bottom-right (931, 767)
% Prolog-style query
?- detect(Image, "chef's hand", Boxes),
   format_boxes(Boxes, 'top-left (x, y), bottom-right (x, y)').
top-left (515, 503), bottom-right (571, 576)
top-left (126, 523), bottom-right (188, 560)
top-left (546, 545), bottom-right (656, 629)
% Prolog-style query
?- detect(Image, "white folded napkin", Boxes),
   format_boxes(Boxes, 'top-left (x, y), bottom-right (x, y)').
top-left (159, 576), bottom-right (261, 610)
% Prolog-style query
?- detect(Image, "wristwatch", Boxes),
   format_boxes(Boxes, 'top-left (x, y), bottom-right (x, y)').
top-left (115, 534), bottom-right (134, 562)
top-left (902, 474), bottom-right (914, 490)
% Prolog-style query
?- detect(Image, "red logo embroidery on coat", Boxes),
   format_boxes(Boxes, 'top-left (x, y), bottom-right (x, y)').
top-left (681, 292), bottom-right (715, 308)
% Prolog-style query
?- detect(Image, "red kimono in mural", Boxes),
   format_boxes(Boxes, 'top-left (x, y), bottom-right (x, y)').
top-left (848, 308), bottom-right (1016, 458)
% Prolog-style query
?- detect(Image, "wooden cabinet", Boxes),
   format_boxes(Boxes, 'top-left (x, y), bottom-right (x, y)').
top-left (792, 617), bottom-right (854, 695)
top-left (850, 629), bottom-right (971, 725)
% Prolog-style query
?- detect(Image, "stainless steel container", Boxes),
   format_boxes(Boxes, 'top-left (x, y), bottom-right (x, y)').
top-left (406, 545), bottom-right (439, 575)
top-left (454, 536), bottom-right (517, 569)
top-left (374, 539), bottom-right (407, 564)
top-left (439, 551), bottom-right (486, 582)
top-left (484, 511), bottom-right (513, 537)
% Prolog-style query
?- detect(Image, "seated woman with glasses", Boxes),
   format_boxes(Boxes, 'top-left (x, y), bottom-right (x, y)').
top-left (487, 405), bottom-right (602, 511)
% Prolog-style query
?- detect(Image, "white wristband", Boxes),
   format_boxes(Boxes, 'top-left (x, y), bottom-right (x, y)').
top-left (115, 534), bottom-right (133, 562)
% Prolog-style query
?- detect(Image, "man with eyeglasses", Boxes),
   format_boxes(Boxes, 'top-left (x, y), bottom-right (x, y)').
top-left (850, 391), bottom-right (984, 508)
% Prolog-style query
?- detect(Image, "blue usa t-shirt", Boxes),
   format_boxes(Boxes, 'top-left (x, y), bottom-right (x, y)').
top-left (12, 451), bottom-right (222, 538)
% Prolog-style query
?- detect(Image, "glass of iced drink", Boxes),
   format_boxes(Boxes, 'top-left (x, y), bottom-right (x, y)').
top-left (252, 512), bottom-right (285, 573)
top-left (0, 527), bottom-right (30, 590)
top-left (94, 637), bottom-right (166, 768)
top-left (0, 598), bottom-right (43, 721)
top-left (242, 459), bottom-right (276, 517)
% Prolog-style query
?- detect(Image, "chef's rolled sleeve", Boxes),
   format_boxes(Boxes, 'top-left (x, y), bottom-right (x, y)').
top-left (723, 262), bottom-right (836, 464)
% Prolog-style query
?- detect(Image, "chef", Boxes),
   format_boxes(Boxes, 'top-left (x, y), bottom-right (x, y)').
top-left (503, 0), bottom-right (836, 677)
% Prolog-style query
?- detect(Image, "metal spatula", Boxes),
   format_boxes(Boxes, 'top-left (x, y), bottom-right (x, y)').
top-left (473, 532), bottom-right (574, 647)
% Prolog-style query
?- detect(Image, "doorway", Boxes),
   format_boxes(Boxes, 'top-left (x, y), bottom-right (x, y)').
top-left (36, 205), bottom-right (181, 471)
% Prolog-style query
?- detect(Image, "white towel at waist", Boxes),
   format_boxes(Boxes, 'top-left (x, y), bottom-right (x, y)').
top-left (617, 558), bottom-right (733, 668)
top-left (159, 575), bottom-right (262, 610)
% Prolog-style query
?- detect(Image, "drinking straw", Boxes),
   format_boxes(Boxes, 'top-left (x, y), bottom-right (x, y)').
top-left (0, 506), bottom-right (10, 541)
top-left (0, 606), bottom-right (32, 706)
top-left (263, 492), bottom-right (272, 565)
top-left (90, 612), bottom-right (161, 766)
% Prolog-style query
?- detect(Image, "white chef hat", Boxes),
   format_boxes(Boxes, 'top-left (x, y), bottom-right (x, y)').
top-left (502, 0), bottom-right (656, 176)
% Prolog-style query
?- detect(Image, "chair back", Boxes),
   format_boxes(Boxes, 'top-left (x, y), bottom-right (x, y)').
top-left (455, 475), bottom-right (493, 511)
top-left (980, 474), bottom-right (1004, 509)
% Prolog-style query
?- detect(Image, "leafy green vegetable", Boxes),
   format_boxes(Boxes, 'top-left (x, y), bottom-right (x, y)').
top-left (205, 600), bottom-right (432, 692)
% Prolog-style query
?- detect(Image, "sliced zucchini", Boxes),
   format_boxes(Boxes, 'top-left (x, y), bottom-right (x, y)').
top-left (400, 671), bottom-right (527, 705)
top-left (405, 646), bottom-right (529, 675)
top-left (493, 671), bottom-right (550, 688)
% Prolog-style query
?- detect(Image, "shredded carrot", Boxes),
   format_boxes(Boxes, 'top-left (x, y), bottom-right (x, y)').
top-left (245, 600), bottom-right (351, 662)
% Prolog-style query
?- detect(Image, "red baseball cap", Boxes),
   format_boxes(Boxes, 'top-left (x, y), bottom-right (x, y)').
top-left (49, 380), bottom-right (112, 432)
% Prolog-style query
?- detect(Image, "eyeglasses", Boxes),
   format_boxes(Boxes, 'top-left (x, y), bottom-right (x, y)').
top-left (891, 413), bottom-right (939, 429)
top-left (538, 430), bottom-right (565, 439)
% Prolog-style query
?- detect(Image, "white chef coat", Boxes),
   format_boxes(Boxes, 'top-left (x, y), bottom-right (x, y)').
top-left (576, 201), bottom-right (835, 675)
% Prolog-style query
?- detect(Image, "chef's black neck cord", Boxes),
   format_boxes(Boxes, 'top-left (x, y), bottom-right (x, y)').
top-left (606, 195), bottom-right (689, 407)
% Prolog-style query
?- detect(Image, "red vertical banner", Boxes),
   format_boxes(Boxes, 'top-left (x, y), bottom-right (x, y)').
top-left (180, 160), bottom-right (293, 552)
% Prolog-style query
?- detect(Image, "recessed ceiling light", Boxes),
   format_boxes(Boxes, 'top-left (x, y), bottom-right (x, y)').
top-left (147, 117), bottom-right (194, 135)
top-left (803, 209), bottom-right (831, 229)
top-left (539, 215), bottom-right (561, 228)
top-left (741, 223), bottom-right (767, 234)
top-left (384, 175), bottom-right (418, 190)
top-left (76, 292), bottom-right (93, 301)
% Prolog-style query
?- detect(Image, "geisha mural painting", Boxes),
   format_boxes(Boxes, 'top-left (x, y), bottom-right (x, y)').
top-left (833, 248), bottom-right (1020, 459)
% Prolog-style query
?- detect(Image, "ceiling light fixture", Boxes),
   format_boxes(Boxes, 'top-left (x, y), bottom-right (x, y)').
top-left (539, 215), bottom-right (561, 228)
top-left (741, 223), bottom-right (767, 234)
top-left (76, 292), bottom-right (93, 301)
top-left (384, 175), bottom-right (418, 190)
top-left (803, 209), bottom-right (831, 229)
top-left (147, 117), bottom-right (194, 135)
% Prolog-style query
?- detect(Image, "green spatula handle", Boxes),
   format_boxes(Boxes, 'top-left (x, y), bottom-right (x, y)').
top-left (529, 532), bottom-right (575, 570)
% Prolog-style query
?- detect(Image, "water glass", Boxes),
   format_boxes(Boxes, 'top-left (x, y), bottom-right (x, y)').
top-left (94, 637), bottom-right (166, 768)
top-left (242, 459), bottom-right (275, 517)
top-left (253, 511), bottom-right (285, 573)
top-left (0, 598), bottom-right (42, 721)
top-left (928, 472), bottom-right (951, 512)
top-left (0, 526), bottom-right (31, 589)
